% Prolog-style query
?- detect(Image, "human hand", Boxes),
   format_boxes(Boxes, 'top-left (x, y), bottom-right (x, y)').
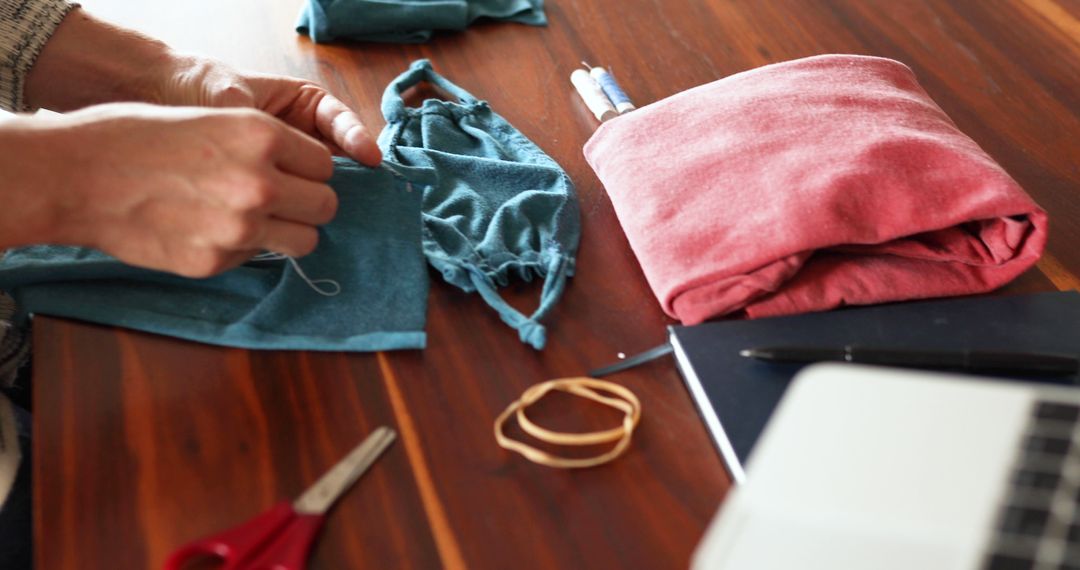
top-left (20, 103), bottom-right (338, 277)
top-left (26, 11), bottom-right (381, 167)
top-left (155, 55), bottom-right (383, 167)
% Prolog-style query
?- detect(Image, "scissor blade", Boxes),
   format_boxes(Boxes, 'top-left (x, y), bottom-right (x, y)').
top-left (293, 426), bottom-right (397, 515)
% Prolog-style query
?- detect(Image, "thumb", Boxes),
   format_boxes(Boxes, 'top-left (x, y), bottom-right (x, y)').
top-left (315, 94), bottom-right (382, 167)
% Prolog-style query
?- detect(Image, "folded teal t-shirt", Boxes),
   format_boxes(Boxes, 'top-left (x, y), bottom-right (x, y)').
top-left (296, 0), bottom-right (546, 44)
top-left (0, 158), bottom-right (436, 351)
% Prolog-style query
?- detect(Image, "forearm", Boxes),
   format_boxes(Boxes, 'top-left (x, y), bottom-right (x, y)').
top-left (23, 7), bottom-right (178, 111)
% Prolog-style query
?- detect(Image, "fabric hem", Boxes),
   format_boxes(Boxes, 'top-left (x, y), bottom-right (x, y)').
top-left (22, 310), bottom-right (426, 351)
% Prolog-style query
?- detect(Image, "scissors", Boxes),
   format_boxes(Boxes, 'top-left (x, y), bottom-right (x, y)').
top-left (164, 426), bottom-right (397, 570)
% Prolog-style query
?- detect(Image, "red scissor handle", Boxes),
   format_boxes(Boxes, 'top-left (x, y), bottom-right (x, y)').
top-left (163, 501), bottom-right (325, 570)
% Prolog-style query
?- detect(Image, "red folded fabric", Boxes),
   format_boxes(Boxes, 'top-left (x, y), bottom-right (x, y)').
top-left (584, 54), bottom-right (1047, 324)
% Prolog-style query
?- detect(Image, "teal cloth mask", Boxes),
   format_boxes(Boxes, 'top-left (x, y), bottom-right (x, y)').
top-left (296, 0), bottom-right (546, 44)
top-left (0, 159), bottom-right (435, 351)
top-left (380, 59), bottom-right (580, 349)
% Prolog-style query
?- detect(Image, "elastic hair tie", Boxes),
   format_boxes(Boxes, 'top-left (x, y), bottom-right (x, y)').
top-left (494, 377), bottom-right (642, 469)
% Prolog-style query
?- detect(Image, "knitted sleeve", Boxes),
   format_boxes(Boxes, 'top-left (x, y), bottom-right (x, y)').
top-left (0, 394), bottom-right (22, 522)
top-left (0, 0), bottom-right (79, 112)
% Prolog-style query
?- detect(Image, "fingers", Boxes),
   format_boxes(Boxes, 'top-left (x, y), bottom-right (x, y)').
top-left (223, 115), bottom-right (338, 262)
top-left (315, 94), bottom-right (382, 167)
top-left (261, 219), bottom-right (320, 258)
top-left (217, 169), bottom-right (336, 257)
top-left (203, 207), bottom-right (322, 262)
top-left (209, 169), bottom-right (334, 257)
top-left (243, 74), bottom-right (380, 166)
top-left (267, 120), bottom-right (335, 181)
top-left (267, 173), bottom-right (338, 226)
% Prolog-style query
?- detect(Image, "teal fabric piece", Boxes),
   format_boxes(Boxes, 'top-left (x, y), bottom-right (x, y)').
top-left (296, 0), bottom-right (546, 44)
top-left (0, 158), bottom-right (435, 351)
top-left (380, 59), bottom-right (580, 349)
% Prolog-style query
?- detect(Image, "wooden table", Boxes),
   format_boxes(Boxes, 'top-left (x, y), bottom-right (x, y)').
top-left (32, 1), bottom-right (1080, 568)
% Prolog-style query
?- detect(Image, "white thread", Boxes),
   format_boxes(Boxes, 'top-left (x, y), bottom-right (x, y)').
top-left (249, 252), bottom-right (341, 297)
top-left (570, 69), bottom-right (618, 122)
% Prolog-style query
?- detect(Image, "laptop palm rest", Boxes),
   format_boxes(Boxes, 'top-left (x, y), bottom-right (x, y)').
top-left (693, 363), bottom-right (1050, 570)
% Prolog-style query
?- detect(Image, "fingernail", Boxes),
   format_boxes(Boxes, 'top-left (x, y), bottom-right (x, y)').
top-left (346, 126), bottom-right (382, 166)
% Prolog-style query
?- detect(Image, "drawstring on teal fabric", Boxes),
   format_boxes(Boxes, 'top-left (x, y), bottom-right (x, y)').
top-left (465, 254), bottom-right (572, 350)
top-left (381, 59), bottom-right (481, 122)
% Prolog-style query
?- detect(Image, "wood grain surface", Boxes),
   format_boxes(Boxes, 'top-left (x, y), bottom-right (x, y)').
top-left (32, 0), bottom-right (1080, 568)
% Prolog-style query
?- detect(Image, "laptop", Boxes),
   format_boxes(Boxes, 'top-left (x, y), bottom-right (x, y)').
top-left (692, 363), bottom-right (1080, 570)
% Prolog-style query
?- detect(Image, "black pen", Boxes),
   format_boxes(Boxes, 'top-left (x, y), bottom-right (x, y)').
top-left (739, 346), bottom-right (1080, 376)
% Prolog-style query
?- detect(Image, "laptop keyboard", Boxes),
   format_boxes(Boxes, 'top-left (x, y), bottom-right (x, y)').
top-left (985, 400), bottom-right (1080, 570)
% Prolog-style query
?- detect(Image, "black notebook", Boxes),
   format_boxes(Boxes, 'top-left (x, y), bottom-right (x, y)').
top-left (669, 290), bottom-right (1080, 483)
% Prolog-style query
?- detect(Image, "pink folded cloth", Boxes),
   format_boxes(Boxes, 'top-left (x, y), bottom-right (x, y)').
top-left (584, 54), bottom-right (1047, 324)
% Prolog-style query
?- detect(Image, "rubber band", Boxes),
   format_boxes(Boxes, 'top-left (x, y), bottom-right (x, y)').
top-left (494, 377), bottom-right (642, 468)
